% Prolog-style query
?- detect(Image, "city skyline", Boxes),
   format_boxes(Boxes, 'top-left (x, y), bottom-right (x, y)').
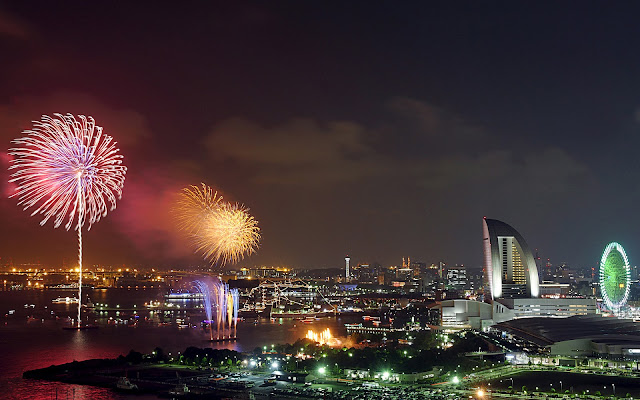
top-left (2, 3), bottom-right (640, 269)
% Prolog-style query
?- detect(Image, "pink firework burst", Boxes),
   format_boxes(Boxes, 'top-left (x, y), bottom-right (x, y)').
top-left (8, 113), bottom-right (127, 231)
top-left (8, 113), bottom-right (126, 328)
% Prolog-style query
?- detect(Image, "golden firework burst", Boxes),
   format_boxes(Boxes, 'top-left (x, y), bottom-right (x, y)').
top-left (174, 183), bottom-right (260, 266)
top-left (195, 202), bottom-right (261, 265)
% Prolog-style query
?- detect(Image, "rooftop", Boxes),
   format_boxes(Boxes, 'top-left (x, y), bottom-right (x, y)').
top-left (494, 315), bottom-right (640, 346)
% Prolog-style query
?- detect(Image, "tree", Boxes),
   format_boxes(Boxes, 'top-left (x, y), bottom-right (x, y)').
top-left (125, 350), bottom-right (143, 364)
top-left (151, 347), bottom-right (166, 363)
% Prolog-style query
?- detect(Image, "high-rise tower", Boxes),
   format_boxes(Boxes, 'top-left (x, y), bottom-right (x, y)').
top-left (345, 256), bottom-right (350, 282)
top-left (483, 217), bottom-right (539, 299)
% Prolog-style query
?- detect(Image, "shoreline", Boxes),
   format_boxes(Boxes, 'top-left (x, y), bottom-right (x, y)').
top-left (23, 358), bottom-right (256, 399)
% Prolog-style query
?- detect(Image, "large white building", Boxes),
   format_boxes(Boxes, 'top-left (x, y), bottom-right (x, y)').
top-left (493, 298), bottom-right (597, 323)
top-left (431, 218), bottom-right (598, 330)
top-left (483, 217), bottom-right (540, 299)
top-left (434, 298), bottom-right (598, 330)
top-left (436, 299), bottom-right (494, 330)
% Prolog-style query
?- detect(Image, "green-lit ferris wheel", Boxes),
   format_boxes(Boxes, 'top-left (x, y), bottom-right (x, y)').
top-left (599, 242), bottom-right (631, 312)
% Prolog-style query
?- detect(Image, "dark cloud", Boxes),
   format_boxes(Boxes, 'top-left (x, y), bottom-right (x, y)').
top-left (416, 148), bottom-right (590, 194)
top-left (0, 92), bottom-right (151, 148)
top-left (206, 117), bottom-right (383, 185)
top-left (1, 2), bottom-right (638, 269)
top-left (205, 99), bottom-right (591, 201)
top-left (386, 97), bottom-right (485, 150)
top-left (0, 8), bottom-right (32, 40)
top-left (0, 92), bottom-right (153, 202)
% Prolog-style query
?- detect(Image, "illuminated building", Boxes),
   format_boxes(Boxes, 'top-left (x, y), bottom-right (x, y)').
top-left (350, 263), bottom-right (376, 283)
top-left (483, 217), bottom-right (539, 299)
top-left (494, 315), bottom-right (640, 364)
top-left (493, 297), bottom-right (597, 321)
top-left (434, 297), bottom-right (598, 330)
top-left (435, 299), bottom-right (493, 330)
top-left (446, 265), bottom-right (467, 289)
top-left (345, 256), bottom-right (350, 282)
top-left (396, 268), bottom-right (413, 281)
top-left (538, 283), bottom-right (570, 297)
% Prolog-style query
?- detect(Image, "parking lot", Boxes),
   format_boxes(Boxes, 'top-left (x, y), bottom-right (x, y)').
top-left (181, 369), bottom-right (465, 399)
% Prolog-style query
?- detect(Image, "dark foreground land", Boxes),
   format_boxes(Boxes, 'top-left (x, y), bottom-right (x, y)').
top-left (23, 356), bottom-right (463, 400)
top-left (23, 358), bottom-right (251, 399)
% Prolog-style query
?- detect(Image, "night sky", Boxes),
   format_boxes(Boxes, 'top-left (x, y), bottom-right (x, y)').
top-left (1, 2), bottom-right (639, 270)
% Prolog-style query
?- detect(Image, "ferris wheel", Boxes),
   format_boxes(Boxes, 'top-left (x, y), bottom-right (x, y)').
top-left (599, 242), bottom-right (631, 313)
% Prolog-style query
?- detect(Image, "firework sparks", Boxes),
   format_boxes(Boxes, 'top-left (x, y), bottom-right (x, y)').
top-left (306, 328), bottom-right (333, 345)
top-left (9, 114), bottom-right (126, 230)
top-left (195, 202), bottom-right (260, 265)
top-left (174, 183), bottom-right (223, 235)
top-left (8, 113), bottom-right (126, 327)
top-left (174, 183), bottom-right (260, 266)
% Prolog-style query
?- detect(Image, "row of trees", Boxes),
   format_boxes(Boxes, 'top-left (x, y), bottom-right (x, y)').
top-left (247, 331), bottom-right (490, 374)
top-left (124, 330), bottom-right (491, 376)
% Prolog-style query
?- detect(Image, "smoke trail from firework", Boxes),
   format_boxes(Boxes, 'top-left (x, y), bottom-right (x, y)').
top-left (8, 114), bottom-right (126, 327)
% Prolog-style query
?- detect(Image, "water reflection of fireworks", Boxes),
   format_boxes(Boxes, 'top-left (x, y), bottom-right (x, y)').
top-left (194, 279), bottom-right (239, 341)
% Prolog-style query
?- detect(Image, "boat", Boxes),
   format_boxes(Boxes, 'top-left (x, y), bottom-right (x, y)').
top-left (115, 377), bottom-right (138, 392)
top-left (63, 324), bottom-right (99, 330)
top-left (238, 310), bottom-right (259, 319)
top-left (164, 291), bottom-right (204, 301)
top-left (168, 383), bottom-right (190, 396)
top-left (52, 297), bottom-right (79, 304)
top-left (82, 297), bottom-right (95, 312)
top-left (270, 308), bottom-right (327, 318)
top-left (45, 283), bottom-right (93, 290)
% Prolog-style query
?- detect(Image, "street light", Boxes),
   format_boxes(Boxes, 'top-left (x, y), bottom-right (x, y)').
top-left (559, 381), bottom-right (563, 393)
top-left (318, 367), bottom-right (326, 375)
